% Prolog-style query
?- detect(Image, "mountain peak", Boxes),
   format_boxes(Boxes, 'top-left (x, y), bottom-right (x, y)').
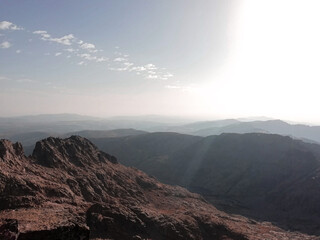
top-left (0, 139), bottom-right (24, 162)
top-left (32, 136), bottom-right (117, 168)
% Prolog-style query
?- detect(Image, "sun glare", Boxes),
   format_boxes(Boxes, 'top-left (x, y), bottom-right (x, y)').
top-left (197, 0), bottom-right (320, 121)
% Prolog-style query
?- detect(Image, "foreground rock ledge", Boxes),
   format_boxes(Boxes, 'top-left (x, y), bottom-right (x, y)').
top-left (0, 136), bottom-right (318, 240)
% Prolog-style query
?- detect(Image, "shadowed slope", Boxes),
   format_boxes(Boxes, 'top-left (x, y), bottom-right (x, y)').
top-left (90, 132), bottom-right (320, 235)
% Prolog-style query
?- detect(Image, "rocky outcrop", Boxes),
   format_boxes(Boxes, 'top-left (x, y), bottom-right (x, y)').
top-left (0, 219), bottom-right (19, 240)
top-left (32, 136), bottom-right (117, 168)
top-left (0, 140), bottom-right (24, 163)
top-left (0, 136), bottom-right (319, 239)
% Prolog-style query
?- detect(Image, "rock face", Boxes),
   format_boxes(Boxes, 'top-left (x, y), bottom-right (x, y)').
top-left (0, 219), bottom-right (19, 240)
top-left (0, 136), bottom-right (319, 240)
top-left (0, 140), bottom-right (24, 162)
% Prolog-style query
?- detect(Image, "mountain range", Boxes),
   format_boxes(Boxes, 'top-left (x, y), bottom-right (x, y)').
top-left (2, 114), bottom-right (320, 146)
top-left (1, 136), bottom-right (315, 239)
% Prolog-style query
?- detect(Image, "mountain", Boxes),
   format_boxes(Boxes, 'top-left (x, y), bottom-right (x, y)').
top-left (163, 119), bottom-right (241, 134)
top-left (9, 129), bottom-right (147, 156)
top-left (236, 116), bottom-right (275, 121)
top-left (107, 115), bottom-right (194, 124)
top-left (90, 132), bottom-right (320, 235)
top-left (3, 114), bottom-right (320, 145)
top-left (148, 118), bottom-right (320, 144)
top-left (3, 113), bottom-right (101, 122)
top-left (0, 114), bottom-right (171, 136)
top-left (3, 131), bottom-right (55, 147)
top-left (1, 136), bottom-right (313, 239)
top-left (91, 132), bottom-right (202, 179)
top-left (64, 128), bottom-right (148, 139)
top-left (191, 120), bottom-right (320, 143)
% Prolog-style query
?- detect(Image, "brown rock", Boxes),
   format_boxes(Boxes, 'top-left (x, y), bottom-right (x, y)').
top-left (0, 219), bottom-right (19, 240)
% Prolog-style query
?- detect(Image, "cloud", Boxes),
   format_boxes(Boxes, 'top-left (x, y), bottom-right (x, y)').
top-left (126, 62), bottom-right (173, 80)
top-left (123, 62), bottom-right (133, 67)
top-left (109, 59), bottom-right (133, 71)
top-left (165, 85), bottom-right (181, 89)
top-left (130, 66), bottom-right (147, 72)
top-left (77, 53), bottom-right (107, 63)
top-left (4, 22), bottom-right (174, 83)
top-left (50, 34), bottom-right (74, 45)
top-left (130, 64), bottom-right (156, 72)
top-left (158, 73), bottom-right (174, 80)
top-left (110, 56), bottom-right (173, 81)
top-left (163, 73), bottom-right (173, 78)
top-left (145, 64), bottom-right (157, 70)
top-left (64, 48), bottom-right (77, 52)
top-left (114, 57), bottom-right (127, 62)
top-left (108, 67), bottom-right (129, 71)
top-left (33, 30), bottom-right (74, 45)
top-left (96, 57), bottom-right (108, 62)
top-left (78, 53), bottom-right (96, 61)
top-left (0, 21), bottom-right (23, 30)
top-left (33, 30), bottom-right (51, 39)
top-left (33, 30), bottom-right (47, 34)
top-left (0, 41), bottom-right (11, 48)
top-left (34, 30), bottom-right (105, 63)
top-left (80, 43), bottom-right (97, 52)
top-left (147, 75), bottom-right (158, 79)
top-left (80, 43), bottom-right (95, 49)
top-left (34, 30), bottom-right (97, 53)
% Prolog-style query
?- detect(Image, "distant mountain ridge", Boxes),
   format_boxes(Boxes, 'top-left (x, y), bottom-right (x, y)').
top-left (166, 119), bottom-right (320, 143)
top-left (0, 114), bottom-right (173, 136)
top-left (2, 114), bottom-right (320, 144)
top-left (63, 128), bottom-right (148, 139)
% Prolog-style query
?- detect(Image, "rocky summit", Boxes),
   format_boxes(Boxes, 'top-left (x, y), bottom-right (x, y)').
top-left (0, 136), bottom-right (318, 240)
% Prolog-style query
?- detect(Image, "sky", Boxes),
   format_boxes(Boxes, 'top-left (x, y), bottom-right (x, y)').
top-left (1, 0), bottom-right (320, 123)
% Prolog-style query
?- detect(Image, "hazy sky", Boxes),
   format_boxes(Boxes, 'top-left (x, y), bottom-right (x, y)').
top-left (1, 1), bottom-right (320, 123)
